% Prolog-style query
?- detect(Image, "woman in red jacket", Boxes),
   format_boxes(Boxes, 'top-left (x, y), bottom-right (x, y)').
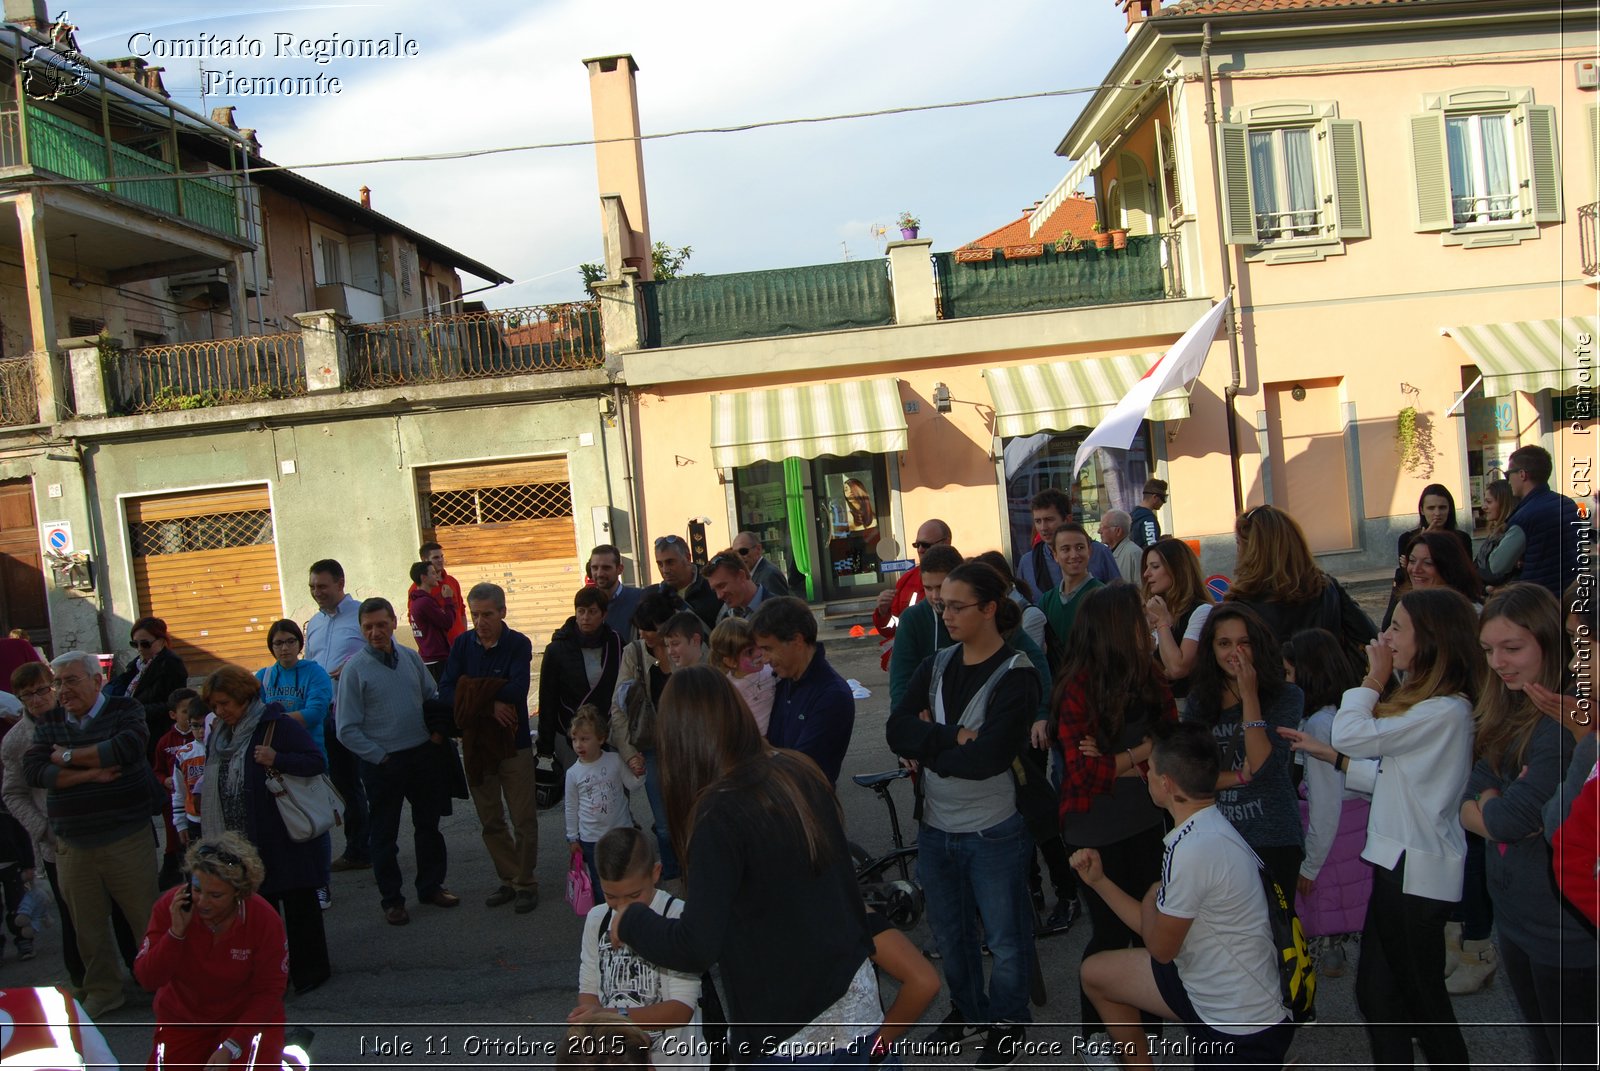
top-left (135, 832), bottom-right (287, 1069)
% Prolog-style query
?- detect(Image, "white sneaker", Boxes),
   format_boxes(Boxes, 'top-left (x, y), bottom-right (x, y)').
top-left (317, 886), bottom-right (332, 911)
top-left (1078, 1032), bottom-right (1121, 1070)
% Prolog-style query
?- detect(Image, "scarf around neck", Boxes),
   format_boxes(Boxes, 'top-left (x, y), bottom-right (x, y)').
top-left (201, 698), bottom-right (267, 838)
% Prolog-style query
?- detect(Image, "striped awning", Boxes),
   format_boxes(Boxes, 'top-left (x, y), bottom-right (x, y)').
top-left (983, 354), bottom-right (1193, 439)
top-left (1446, 316), bottom-right (1596, 398)
top-left (709, 378), bottom-right (908, 468)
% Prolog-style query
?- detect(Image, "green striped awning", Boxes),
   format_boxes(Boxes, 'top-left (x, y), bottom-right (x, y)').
top-left (1446, 316), bottom-right (1596, 398)
top-left (709, 378), bottom-right (908, 468)
top-left (983, 354), bottom-right (1193, 439)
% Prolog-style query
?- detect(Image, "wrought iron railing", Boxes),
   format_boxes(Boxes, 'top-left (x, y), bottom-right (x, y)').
top-left (114, 334), bottom-right (306, 414)
top-left (345, 302), bottom-right (604, 388)
top-left (0, 354), bottom-right (39, 426)
top-left (1582, 203), bottom-right (1599, 278)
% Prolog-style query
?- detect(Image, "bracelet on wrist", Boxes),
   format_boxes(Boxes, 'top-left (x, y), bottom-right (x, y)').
top-left (1241, 720), bottom-right (1268, 730)
top-left (1236, 764), bottom-right (1252, 785)
top-left (1334, 753), bottom-right (1349, 773)
top-left (167, 928), bottom-right (185, 941)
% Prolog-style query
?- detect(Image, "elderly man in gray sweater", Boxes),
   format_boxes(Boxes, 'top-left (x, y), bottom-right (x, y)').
top-left (336, 597), bottom-right (459, 926)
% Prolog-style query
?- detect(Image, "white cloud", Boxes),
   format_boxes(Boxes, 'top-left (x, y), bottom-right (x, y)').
top-left (66, 0), bottom-right (1127, 306)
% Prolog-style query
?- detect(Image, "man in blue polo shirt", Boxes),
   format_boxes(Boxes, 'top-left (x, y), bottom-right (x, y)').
top-left (752, 597), bottom-right (855, 787)
top-left (303, 558), bottom-right (369, 873)
top-left (436, 582), bottom-right (539, 914)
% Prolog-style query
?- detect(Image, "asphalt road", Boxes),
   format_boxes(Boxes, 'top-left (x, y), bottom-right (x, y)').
top-left (3, 606), bottom-right (1536, 1069)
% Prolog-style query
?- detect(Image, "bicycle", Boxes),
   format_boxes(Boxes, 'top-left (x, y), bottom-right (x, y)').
top-left (848, 767), bottom-right (924, 929)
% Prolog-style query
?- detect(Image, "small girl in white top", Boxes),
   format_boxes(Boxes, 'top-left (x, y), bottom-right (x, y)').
top-left (709, 619), bottom-right (775, 735)
top-left (1324, 587), bottom-right (1484, 1071)
top-left (565, 706), bottom-right (643, 894)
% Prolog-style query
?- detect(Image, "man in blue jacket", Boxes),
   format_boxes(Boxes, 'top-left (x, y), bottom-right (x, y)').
top-left (1490, 446), bottom-right (1581, 596)
top-left (752, 597), bottom-right (855, 787)
top-left (436, 582), bottom-right (539, 914)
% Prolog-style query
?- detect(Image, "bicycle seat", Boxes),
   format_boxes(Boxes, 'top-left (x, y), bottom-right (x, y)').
top-left (852, 768), bottom-right (911, 788)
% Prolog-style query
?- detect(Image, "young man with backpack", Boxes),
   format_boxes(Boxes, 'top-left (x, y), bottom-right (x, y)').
top-left (1072, 723), bottom-right (1297, 1069)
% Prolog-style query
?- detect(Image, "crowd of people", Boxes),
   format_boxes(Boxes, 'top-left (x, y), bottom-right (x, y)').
top-left (0, 444), bottom-right (1593, 1069)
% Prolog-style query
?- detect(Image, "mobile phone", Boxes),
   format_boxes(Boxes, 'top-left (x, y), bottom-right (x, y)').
top-left (177, 879), bottom-right (196, 913)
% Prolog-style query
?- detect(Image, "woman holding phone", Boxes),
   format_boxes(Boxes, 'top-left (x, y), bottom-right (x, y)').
top-left (134, 832), bottom-right (288, 1070)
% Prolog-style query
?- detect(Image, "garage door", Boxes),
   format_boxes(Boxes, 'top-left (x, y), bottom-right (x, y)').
top-left (128, 486), bottom-right (281, 678)
top-left (418, 458), bottom-right (581, 690)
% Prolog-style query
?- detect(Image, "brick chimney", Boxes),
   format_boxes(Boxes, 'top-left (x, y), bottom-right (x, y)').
top-left (583, 53), bottom-right (654, 281)
top-left (105, 56), bottom-right (149, 83)
top-left (143, 66), bottom-right (169, 97)
top-left (1118, 0), bottom-right (1164, 32)
top-left (359, 186), bottom-right (371, 209)
top-left (211, 106), bottom-right (239, 130)
top-left (3, 1), bottom-right (50, 33)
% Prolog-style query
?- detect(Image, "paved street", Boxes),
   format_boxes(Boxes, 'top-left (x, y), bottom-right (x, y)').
top-left (2, 595), bottom-right (1532, 1068)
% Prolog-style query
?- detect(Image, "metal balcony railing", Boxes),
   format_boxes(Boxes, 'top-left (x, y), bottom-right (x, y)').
top-left (346, 302), bottom-right (604, 388)
top-left (114, 334), bottom-right (306, 414)
top-left (1581, 203), bottom-right (1599, 278)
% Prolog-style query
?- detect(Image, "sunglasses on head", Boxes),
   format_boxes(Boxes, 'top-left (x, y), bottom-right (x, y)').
top-left (196, 843), bottom-right (241, 867)
top-left (706, 553), bottom-right (743, 573)
top-left (654, 535), bottom-right (687, 550)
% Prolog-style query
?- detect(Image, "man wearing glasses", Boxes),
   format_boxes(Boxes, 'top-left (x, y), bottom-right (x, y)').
top-left (871, 518), bottom-right (952, 670)
top-left (23, 652), bottom-right (160, 1018)
top-left (730, 531), bottom-right (790, 597)
top-left (1130, 479), bottom-right (1167, 549)
top-left (652, 534), bottom-right (721, 632)
top-left (1488, 445), bottom-right (1582, 596)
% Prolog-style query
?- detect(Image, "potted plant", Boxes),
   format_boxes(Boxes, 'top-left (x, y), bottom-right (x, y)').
top-left (1053, 231), bottom-right (1077, 253)
top-left (1109, 225), bottom-right (1129, 250)
top-left (1090, 222), bottom-right (1112, 250)
top-left (897, 211), bottom-right (921, 240)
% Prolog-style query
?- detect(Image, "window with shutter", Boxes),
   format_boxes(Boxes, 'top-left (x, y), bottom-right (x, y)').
top-left (1415, 86), bottom-right (1558, 243)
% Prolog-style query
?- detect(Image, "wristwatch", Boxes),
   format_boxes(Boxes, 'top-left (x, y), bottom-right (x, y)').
top-left (59, 748), bottom-right (73, 766)
top-left (219, 1038), bottom-right (243, 1060)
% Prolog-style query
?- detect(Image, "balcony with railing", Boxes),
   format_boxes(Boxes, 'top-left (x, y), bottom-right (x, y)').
top-left (1581, 203), bottom-right (1599, 280)
top-left (0, 103), bottom-right (239, 238)
top-left (639, 259), bottom-right (894, 347)
top-left (346, 302), bottom-right (604, 389)
top-left (933, 233), bottom-right (1182, 320)
top-left (109, 334), bottom-right (306, 415)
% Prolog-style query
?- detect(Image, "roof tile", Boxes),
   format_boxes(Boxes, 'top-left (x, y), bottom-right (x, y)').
top-left (961, 195), bottom-right (1100, 250)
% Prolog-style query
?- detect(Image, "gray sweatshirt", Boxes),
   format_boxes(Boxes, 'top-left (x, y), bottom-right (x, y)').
top-left (335, 645), bottom-right (437, 764)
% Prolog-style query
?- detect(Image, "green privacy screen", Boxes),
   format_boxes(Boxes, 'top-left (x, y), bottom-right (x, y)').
top-left (934, 236), bottom-right (1169, 320)
top-left (640, 259), bottom-right (894, 348)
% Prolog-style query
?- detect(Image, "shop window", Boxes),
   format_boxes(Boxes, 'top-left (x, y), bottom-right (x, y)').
top-left (1003, 426), bottom-right (1152, 565)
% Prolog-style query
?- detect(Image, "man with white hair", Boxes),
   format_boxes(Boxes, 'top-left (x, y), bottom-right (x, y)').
top-left (1100, 509), bottom-right (1141, 586)
top-left (23, 651), bottom-right (160, 1018)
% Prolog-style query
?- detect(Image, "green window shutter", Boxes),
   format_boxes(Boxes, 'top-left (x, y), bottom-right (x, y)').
top-left (1322, 118), bottom-right (1370, 240)
top-left (1517, 103), bottom-right (1561, 223)
top-left (1217, 122), bottom-right (1256, 244)
top-left (1408, 111), bottom-right (1453, 232)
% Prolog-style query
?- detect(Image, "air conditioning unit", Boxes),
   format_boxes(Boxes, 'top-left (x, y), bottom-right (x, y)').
top-left (1578, 60), bottom-right (1599, 90)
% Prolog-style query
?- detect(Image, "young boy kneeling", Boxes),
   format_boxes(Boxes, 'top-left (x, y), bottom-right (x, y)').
top-left (569, 827), bottom-right (706, 1069)
top-left (1073, 723), bottom-right (1295, 1069)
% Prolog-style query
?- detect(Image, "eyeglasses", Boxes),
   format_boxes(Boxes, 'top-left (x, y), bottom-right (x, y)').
top-left (16, 686), bottom-right (52, 701)
top-left (132, 639), bottom-right (157, 650)
top-left (941, 599), bottom-right (980, 615)
top-left (269, 637), bottom-right (300, 649)
top-left (1507, 468), bottom-right (1526, 477)
top-left (912, 541), bottom-right (938, 551)
top-left (734, 546), bottom-right (753, 556)
top-left (51, 675), bottom-right (89, 691)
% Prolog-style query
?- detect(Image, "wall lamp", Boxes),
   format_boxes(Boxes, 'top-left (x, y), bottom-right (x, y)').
top-left (932, 382), bottom-right (952, 414)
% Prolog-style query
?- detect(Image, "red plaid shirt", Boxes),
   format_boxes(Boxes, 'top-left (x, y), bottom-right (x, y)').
top-left (1055, 671), bottom-right (1176, 818)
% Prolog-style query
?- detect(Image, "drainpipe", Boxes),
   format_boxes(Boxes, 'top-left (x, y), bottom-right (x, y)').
top-left (613, 383), bottom-right (647, 584)
top-left (1201, 21), bottom-right (1245, 516)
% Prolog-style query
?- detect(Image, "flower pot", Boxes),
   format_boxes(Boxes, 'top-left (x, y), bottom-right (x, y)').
top-left (1110, 228), bottom-right (1128, 250)
top-left (1091, 232), bottom-right (1112, 250)
top-left (900, 227), bottom-right (919, 240)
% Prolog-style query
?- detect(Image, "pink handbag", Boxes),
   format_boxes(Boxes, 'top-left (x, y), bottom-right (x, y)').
top-left (566, 849), bottom-right (594, 915)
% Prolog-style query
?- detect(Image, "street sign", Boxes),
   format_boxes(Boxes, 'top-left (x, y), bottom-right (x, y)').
top-left (880, 559), bottom-right (915, 574)
top-left (42, 520), bottom-right (73, 555)
top-left (1205, 573), bottom-right (1230, 601)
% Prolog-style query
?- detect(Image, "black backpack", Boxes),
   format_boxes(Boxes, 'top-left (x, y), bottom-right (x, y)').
top-left (1256, 860), bottom-right (1316, 1023)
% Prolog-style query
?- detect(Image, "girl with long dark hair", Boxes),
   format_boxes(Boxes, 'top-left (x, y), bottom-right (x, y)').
top-left (1140, 538), bottom-right (1214, 700)
top-left (1054, 584), bottom-right (1176, 1041)
top-left (613, 666), bottom-right (879, 1065)
top-left (1181, 604), bottom-right (1306, 904)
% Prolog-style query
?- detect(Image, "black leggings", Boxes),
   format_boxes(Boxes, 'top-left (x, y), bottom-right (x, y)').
top-left (1076, 823), bottom-right (1166, 1032)
top-left (1356, 858), bottom-right (1469, 1071)
top-left (1499, 933), bottom-right (1598, 1070)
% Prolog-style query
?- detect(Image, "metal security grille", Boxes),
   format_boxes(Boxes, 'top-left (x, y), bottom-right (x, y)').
top-left (426, 483), bottom-right (573, 527)
top-left (129, 509), bottom-right (274, 556)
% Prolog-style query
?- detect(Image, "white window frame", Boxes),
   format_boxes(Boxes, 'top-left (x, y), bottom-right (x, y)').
top-left (1247, 125), bottom-right (1322, 242)
top-left (1446, 110), bottom-right (1522, 228)
top-left (309, 223), bottom-right (349, 287)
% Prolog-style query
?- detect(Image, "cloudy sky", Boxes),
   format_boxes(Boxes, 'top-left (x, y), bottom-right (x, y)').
top-left (64, 0), bottom-right (1128, 307)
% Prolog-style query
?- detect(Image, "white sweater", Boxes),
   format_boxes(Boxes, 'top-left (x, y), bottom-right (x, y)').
top-left (1330, 687), bottom-right (1473, 902)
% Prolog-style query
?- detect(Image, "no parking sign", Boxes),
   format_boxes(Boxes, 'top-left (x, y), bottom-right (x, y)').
top-left (41, 520), bottom-right (73, 555)
top-left (1205, 573), bottom-right (1231, 602)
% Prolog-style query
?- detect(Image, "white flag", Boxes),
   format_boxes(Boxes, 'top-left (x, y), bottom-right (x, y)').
top-left (1072, 296), bottom-right (1231, 478)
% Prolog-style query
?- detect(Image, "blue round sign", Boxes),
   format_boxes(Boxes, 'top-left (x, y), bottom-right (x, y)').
top-left (1205, 574), bottom-right (1231, 601)
top-left (47, 530), bottom-right (69, 551)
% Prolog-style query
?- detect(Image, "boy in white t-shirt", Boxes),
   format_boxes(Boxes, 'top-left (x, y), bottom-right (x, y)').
top-left (1072, 722), bottom-right (1295, 1069)
top-left (569, 826), bottom-right (705, 1069)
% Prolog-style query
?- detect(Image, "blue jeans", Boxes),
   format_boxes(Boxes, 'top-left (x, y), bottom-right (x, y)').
top-left (326, 711), bottom-right (370, 863)
top-left (641, 749), bottom-right (680, 880)
top-left (359, 744), bottom-right (448, 908)
top-left (918, 810), bottom-right (1035, 1025)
